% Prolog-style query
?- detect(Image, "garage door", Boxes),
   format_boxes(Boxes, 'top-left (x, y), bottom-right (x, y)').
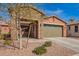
top-left (43, 24), bottom-right (63, 37)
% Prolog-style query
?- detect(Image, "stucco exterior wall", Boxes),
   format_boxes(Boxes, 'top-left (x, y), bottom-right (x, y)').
top-left (0, 21), bottom-right (10, 35)
top-left (68, 24), bottom-right (79, 37)
top-left (1, 26), bottom-right (10, 34)
top-left (41, 16), bottom-right (67, 37)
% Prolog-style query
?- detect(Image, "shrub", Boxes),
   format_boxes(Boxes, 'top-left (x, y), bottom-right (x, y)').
top-left (4, 40), bottom-right (12, 45)
top-left (32, 41), bottom-right (52, 55)
top-left (42, 41), bottom-right (52, 47)
top-left (3, 34), bottom-right (11, 40)
top-left (32, 46), bottom-right (47, 55)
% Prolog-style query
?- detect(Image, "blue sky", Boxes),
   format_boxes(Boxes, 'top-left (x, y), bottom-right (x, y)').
top-left (1, 3), bottom-right (79, 23)
top-left (35, 3), bottom-right (79, 22)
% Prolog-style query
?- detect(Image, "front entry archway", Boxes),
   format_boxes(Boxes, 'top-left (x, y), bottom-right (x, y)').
top-left (20, 22), bottom-right (38, 38)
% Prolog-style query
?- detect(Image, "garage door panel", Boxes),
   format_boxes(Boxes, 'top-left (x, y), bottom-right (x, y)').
top-left (43, 24), bottom-right (63, 37)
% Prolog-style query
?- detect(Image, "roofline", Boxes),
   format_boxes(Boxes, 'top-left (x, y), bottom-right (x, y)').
top-left (9, 6), bottom-right (45, 16)
top-left (0, 25), bottom-right (9, 27)
top-left (45, 16), bottom-right (67, 24)
top-left (68, 23), bottom-right (79, 26)
top-left (30, 6), bottom-right (45, 16)
top-left (20, 6), bottom-right (45, 16)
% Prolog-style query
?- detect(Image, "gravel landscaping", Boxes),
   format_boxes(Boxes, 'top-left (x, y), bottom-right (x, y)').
top-left (0, 40), bottom-right (77, 56)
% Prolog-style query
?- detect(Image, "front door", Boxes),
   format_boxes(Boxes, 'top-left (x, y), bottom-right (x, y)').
top-left (21, 26), bottom-right (29, 37)
top-left (21, 24), bottom-right (38, 38)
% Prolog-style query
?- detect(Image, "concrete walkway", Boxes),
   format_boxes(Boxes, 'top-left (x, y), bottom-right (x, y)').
top-left (45, 37), bottom-right (79, 52)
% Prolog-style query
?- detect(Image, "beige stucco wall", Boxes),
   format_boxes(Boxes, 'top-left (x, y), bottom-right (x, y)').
top-left (41, 17), bottom-right (67, 38)
top-left (1, 26), bottom-right (10, 34)
top-left (68, 24), bottom-right (79, 37)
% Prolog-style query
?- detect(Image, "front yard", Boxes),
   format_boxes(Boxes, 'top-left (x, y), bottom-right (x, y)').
top-left (0, 39), bottom-right (77, 56)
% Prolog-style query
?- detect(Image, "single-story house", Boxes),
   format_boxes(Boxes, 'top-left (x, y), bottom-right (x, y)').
top-left (9, 5), bottom-right (67, 40)
top-left (67, 20), bottom-right (79, 37)
top-left (0, 21), bottom-right (10, 35)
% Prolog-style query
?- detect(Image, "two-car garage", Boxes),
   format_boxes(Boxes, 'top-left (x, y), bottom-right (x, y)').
top-left (43, 24), bottom-right (63, 37)
top-left (41, 16), bottom-right (67, 38)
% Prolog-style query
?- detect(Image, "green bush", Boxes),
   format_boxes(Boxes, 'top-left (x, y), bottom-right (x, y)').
top-left (4, 40), bottom-right (12, 45)
top-left (32, 46), bottom-right (47, 55)
top-left (32, 41), bottom-right (52, 55)
top-left (42, 41), bottom-right (52, 47)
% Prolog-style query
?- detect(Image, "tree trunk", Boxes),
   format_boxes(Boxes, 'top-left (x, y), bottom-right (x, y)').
top-left (19, 27), bottom-right (22, 49)
top-left (26, 24), bottom-right (32, 48)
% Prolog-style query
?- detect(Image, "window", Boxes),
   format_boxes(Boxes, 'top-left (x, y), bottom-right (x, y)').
top-left (75, 25), bottom-right (78, 32)
top-left (69, 26), bottom-right (70, 30)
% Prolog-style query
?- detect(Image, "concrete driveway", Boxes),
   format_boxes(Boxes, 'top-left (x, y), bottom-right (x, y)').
top-left (22, 37), bottom-right (79, 53)
top-left (44, 37), bottom-right (79, 52)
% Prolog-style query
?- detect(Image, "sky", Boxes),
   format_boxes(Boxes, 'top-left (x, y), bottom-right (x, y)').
top-left (35, 3), bottom-right (79, 23)
top-left (0, 3), bottom-right (79, 23)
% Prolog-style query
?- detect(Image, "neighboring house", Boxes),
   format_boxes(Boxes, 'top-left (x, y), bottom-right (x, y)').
top-left (67, 20), bottom-right (79, 37)
top-left (9, 5), bottom-right (67, 40)
top-left (0, 21), bottom-right (10, 34)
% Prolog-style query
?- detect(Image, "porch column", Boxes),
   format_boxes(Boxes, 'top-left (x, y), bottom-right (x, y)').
top-left (40, 21), bottom-right (44, 39)
top-left (19, 26), bottom-right (22, 49)
top-left (63, 26), bottom-right (67, 37)
top-left (38, 20), bottom-right (41, 39)
top-left (34, 24), bottom-right (36, 38)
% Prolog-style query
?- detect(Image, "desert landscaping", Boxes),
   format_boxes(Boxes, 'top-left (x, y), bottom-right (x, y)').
top-left (0, 39), bottom-right (78, 56)
top-left (0, 3), bottom-right (79, 56)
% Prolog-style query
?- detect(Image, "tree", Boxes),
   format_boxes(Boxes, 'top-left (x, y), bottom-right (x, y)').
top-left (8, 3), bottom-right (33, 49)
top-left (0, 3), bottom-right (44, 49)
top-left (0, 3), bottom-right (22, 49)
